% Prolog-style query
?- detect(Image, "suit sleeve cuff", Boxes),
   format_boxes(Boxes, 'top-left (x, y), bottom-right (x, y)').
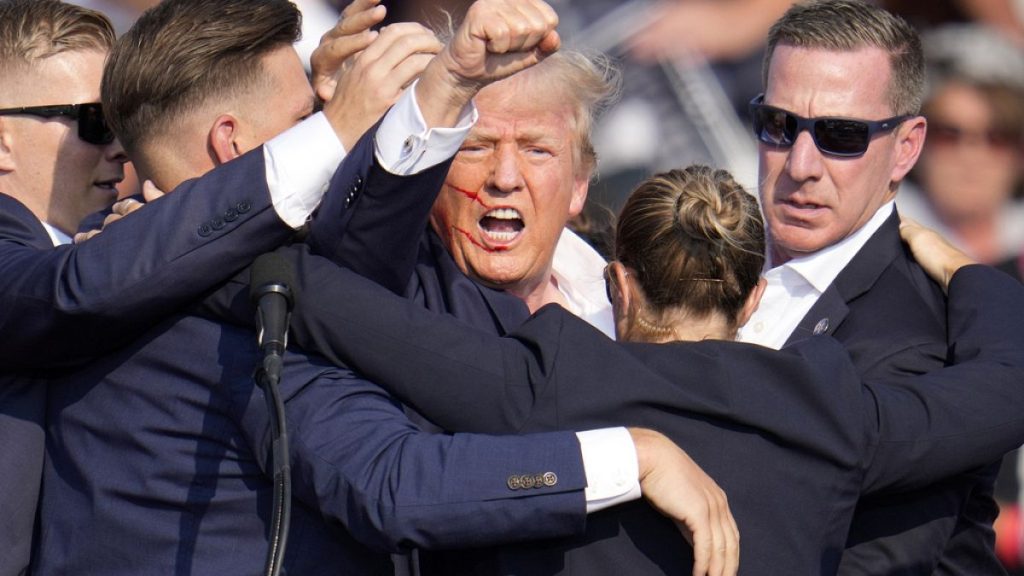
top-left (577, 427), bottom-right (642, 513)
top-left (374, 78), bottom-right (477, 175)
top-left (263, 112), bottom-right (347, 228)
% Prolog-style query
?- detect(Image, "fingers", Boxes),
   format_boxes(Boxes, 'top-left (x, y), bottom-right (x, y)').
top-left (331, 0), bottom-right (385, 39)
top-left (321, 21), bottom-right (441, 149)
top-left (898, 216), bottom-right (976, 291)
top-left (707, 484), bottom-right (738, 576)
top-left (469, 0), bottom-right (559, 54)
top-left (630, 428), bottom-right (739, 576)
top-left (141, 179), bottom-right (166, 203)
top-left (310, 0), bottom-right (387, 100)
top-left (688, 507), bottom-right (713, 576)
top-left (73, 229), bottom-right (98, 244)
top-left (358, 23), bottom-right (442, 76)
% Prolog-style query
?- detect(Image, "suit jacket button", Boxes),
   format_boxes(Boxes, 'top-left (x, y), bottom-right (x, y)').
top-left (223, 208), bottom-right (238, 222)
top-left (210, 217), bottom-right (225, 230)
top-left (813, 318), bottom-right (830, 335)
top-left (236, 201), bottom-right (252, 214)
top-left (521, 475), bottom-right (536, 489)
top-left (507, 475), bottom-right (522, 490)
top-left (197, 223), bottom-right (212, 237)
top-left (542, 472), bottom-right (557, 487)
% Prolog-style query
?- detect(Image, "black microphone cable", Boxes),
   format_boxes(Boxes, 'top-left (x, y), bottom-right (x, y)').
top-left (250, 252), bottom-right (296, 576)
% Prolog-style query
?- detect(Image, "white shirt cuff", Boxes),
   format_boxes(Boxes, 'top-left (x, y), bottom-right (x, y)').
top-left (374, 78), bottom-right (477, 176)
top-left (263, 112), bottom-right (347, 228)
top-left (577, 427), bottom-right (642, 513)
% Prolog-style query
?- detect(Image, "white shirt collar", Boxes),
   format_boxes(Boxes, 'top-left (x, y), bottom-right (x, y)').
top-left (41, 221), bottom-right (72, 246)
top-left (551, 228), bottom-right (616, 338)
top-left (773, 200), bottom-right (895, 293)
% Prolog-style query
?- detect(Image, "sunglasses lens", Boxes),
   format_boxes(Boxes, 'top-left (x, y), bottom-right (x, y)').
top-left (753, 106), bottom-right (793, 147)
top-left (814, 119), bottom-right (869, 156)
top-left (78, 104), bottom-right (115, 145)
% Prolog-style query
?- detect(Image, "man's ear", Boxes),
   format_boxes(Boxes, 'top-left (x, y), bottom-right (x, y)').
top-left (568, 172), bottom-right (590, 218)
top-left (0, 118), bottom-right (17, 172)
top-left (891, 116), bottom-right (926, 183)
top-left (208, 114), bottom-right (242, 166)
top-left (737, 277), bottom-right (767, 329)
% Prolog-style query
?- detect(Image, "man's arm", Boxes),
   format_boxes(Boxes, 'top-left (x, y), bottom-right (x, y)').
top-left (205, 241), bottom-right (1024, 495)
top-left (0, 150), bottom-right (294, 373)
top-left (306, 0), bottom-right (562, 294)
top-left (237, 357), bottom-right (737, 575)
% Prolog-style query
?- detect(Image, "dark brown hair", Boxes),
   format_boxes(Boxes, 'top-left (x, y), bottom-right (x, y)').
top-left (614, 165), bottom-right (764, 331)
top-left (102, 0), bottom-right (302, 155)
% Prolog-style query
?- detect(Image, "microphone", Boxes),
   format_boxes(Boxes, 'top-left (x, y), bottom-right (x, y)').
top-left (249, 251), bottom-right (296, 576)
top-left (250, 252), bottom-right (295, 362)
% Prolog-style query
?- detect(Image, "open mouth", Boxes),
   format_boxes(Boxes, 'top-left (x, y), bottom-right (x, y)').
top-left (479, 207), bottom-right (524, 243)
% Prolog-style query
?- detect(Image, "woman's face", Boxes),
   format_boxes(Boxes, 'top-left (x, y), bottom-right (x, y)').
top-left (917, 81), bottom-right (1023, 223)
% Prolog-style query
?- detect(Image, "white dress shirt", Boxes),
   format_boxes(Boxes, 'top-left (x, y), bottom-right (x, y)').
top-left (738, 201), bottom-right (896, 349)
top-left (552, 228), bottom-right (616, 339)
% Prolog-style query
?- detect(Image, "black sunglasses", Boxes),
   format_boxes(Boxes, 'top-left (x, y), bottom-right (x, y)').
top-left (749, 94), bottom-right (912, 157)
top-left (0, 103), bottom-right (115, 146)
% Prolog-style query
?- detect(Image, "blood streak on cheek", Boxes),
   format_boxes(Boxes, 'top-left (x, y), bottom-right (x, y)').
top-left (448, 184), bottom-right (492, 210)
top-left (453, 226), bottom-right (508, 252)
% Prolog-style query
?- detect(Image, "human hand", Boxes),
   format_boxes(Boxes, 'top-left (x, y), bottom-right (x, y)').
top-left (318, 1), bottom-right (443, 149)
top-left (311, 0), bottom-right (387, 102)
top-left (899, 217), bottom-right (977, 293)
top-left (74, 180), bottom-right (165, 243)
top-left (416, 0), bottom-right (561, 128)
top-left (630, 427), bottom-right (739, 576)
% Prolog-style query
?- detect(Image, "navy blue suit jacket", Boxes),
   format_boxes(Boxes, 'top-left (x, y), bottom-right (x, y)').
top-left (788, 213), bottom-right (1001, 576)
top-left (0, 147), bottom-right (307, 576)
top-left (206, 246), bottom-right (1024, 575)
top-left (258, 148), bottom-right (1024, 574)
top-left (37, 311), bottom-right (590, 576)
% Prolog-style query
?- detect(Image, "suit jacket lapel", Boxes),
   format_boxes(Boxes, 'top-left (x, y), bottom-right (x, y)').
top-left (784, 211), bottom-right (903, 347)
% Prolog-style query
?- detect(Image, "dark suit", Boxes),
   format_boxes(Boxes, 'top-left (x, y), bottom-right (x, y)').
top-left (788, 213), bottom-right (1002, 576)
top-left (227, 127), bottom-right (1023, 573)
top-left (36, 310), bottom-right (591, 576)
top-left (205, 243), bottom-right (1024, 575)
top-left (0, 147), bottom-right (311, 576)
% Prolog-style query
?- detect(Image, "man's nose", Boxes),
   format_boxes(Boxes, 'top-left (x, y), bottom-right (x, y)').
top-left (489, 146), bottom-right (525, 193)
top-left (785, 130), bottom-right (824, 182)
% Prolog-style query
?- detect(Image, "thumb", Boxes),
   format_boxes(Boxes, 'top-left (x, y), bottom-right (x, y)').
top-left (142, 179), bottom-right (167, 203)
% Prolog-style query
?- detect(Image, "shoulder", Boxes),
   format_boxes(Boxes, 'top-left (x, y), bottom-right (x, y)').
top-left (0, 194), bottom-right (50, 247)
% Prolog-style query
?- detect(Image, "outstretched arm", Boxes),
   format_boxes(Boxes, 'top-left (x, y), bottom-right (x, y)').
top-left (306, 0), bottom-right (562, 294)
top-left (0, 150), bottom-right (294, 373)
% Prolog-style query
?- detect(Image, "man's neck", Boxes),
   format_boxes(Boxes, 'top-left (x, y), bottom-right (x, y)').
top-left (510, 272), bottom-right (567, 314)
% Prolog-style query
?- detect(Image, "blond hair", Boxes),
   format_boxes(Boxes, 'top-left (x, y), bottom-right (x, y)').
top-left (0, 0), bottom-right (114, 76)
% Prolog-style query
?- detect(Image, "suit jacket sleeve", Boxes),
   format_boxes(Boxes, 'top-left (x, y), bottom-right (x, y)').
top-left (0, 148), bottom-right (302, 373)
top-left (859, 264), bottom-right (1024, 493)
top-left (233, 353), bottom-right (587, 553)
top-left (305, 123), bottom-right (455, 295)
top-left (206, 248), bottom-right (1024, 492)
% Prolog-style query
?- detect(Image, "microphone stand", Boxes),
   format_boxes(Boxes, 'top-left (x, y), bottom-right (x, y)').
top-left (255, 351), bottom-right (290, 576)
